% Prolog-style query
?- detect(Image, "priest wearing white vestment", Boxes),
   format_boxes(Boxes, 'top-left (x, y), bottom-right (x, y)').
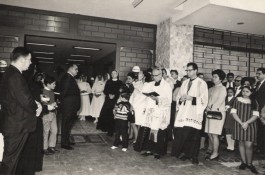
top-left (171, 63), bottom-right (208, 164)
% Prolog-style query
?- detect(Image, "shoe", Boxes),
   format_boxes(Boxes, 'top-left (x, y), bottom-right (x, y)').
top-left (122, 148), bottom-right (127, 152)
top-left (111, 146), bottom-right (118, 150)
top-left (49, 147), bottom-right (60, 153)
top-left (154, 155), bottom-right (160, 159)
top-left (206, 150), bottom-right (212, 155)
top-left (61, 145), bottom-right (74, 150)
top-left (226, 148), bottom-right (235, 152)
top-left (43, 149), bottom-right (54, 155)
top-left (179, 155), bottom-right (188, 161)
top-left (69, 142), bottom-right (75, 145)
top-left (141, 152), bottom-right (153, 156)
top-left (239, 163), bottom-right (248, 170)
top-left (209, 155), bottom-right (219, 161)
top-left (248, 165), bottom-right (259, 174)
top-left (192, 158), bottom-right (199, 165)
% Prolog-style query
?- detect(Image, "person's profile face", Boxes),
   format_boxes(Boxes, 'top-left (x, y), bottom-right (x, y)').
top-left (212, 74), bottom-right (221, 85)
top-left (256, 71), bottom-right (265, 81)
top-left (71, 65), bottom-right (78, 77)
top-left (22, 53), bottom-right (32, 71)
top-left (170, 72), bottom-right (178, 79)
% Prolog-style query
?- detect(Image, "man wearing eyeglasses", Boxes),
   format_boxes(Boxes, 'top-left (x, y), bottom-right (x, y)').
top-left (141, 67), bottom-right (172, 159)
top-left (171, 62), bottom-right (208, 165)
top-left (234, 76), bottom-right (242, 96)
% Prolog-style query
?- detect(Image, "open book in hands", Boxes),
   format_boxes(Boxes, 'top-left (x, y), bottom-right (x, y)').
top-left (142, 91), bottom-right (159, 97)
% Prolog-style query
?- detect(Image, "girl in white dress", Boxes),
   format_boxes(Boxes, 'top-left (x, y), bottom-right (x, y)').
top-left (90, 75), bottom-right (106, 123)
top-left (77, 75), bottom-right (92, 120)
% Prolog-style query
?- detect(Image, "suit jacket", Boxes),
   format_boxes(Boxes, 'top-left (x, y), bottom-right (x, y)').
top-left (223, 82), bottom-right (235, 89)
top-left (60, 73), bottom-right (81, 112)
top-left (0, 65), bottom-right (37, 134)
top-left (254, 80), bottom-right (265, 110)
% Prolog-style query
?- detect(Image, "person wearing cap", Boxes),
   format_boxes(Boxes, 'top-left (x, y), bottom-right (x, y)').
top-left (132, 66), bottom-right (140, 80)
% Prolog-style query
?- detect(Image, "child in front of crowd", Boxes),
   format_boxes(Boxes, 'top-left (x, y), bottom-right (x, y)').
top-left (111, 93), bottom-right (134, 152)
top-left (42, 75), bottom-right (59, 155)
top-left (231, 86), bottom-right (259, 174)
top-left (224, 87), bottom-right (236, 152)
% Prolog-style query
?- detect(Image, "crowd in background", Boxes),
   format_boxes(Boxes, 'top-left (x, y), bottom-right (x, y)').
top-left (0, 47), bottom-right (265, 174)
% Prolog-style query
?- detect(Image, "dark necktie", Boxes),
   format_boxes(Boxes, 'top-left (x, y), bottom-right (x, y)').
top-left (256, 81), bottom-right (261, 91)
top-left (187, 78), bottom-right (196, 92)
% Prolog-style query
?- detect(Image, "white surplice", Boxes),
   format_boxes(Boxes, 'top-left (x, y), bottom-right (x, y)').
top-left (174, 78), bottom-right (208, 130)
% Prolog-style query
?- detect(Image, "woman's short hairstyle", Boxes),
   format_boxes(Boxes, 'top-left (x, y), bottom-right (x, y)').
top-left (212, 69), bottom-right (226, 81)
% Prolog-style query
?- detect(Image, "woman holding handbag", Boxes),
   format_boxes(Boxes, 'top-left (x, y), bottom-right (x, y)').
top-left (204, 69), bottom-right (227, 160)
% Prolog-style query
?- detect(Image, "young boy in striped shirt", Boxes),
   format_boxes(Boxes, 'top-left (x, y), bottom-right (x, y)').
top-left (111, 93), bottom-right (134, 152)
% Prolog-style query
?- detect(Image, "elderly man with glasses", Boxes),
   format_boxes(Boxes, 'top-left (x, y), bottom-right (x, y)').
top-left (140, 67), bottom-right (172, 159)
top-left (171, 62), bottom-right (208, 165)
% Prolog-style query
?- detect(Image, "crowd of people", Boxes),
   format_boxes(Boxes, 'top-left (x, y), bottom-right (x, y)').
top-left (0, 47), bottom-right (265, 174)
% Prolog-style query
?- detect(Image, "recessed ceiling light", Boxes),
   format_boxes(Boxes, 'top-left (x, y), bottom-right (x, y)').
top-left (33, 51), bottom-right (54, 55)
top-left (35, 57), bottom-right (54, 60)
top-left (73, 46), bottom-right (100, 51)
top-left (27, 43), bottom-right (55, 47)
top-left (67, 59), bottom-right (85, 62)
top-left (237, 22), bottom-right (244, 25)
top-left (38, 61), bottom-right (53, 64)
top-left (70, 54), bottom-right (91, 58)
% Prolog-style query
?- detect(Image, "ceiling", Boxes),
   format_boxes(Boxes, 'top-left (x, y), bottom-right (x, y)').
top-left (174, 4), bottom-right (265, 36)
top-left (25, 35), bottom-right (116, 65)
top-left (1, 0), bottom-right (265, 36)
top-left (0, 0), bottom-right (178, 24)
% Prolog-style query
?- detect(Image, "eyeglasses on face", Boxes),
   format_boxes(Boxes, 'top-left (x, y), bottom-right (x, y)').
top-left (152, 73), bottom-right (161, 77)
top-left (185, 69), bottom-right (194, 72)
top-left (235, 80), bottom-right (241, 82)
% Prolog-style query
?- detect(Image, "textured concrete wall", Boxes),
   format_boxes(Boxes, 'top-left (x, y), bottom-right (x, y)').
top-left (156, 19), bottom-right (170, 68)
top-left (156, 18), bottom-right (193, 78)
top-left (170, 25), bottom-right (193, 78)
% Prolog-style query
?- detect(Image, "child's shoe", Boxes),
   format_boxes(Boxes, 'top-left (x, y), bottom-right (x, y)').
top-left (122, 148), bottom-right (127, 152)
top-left (111, 146), bottom-right (118, 150)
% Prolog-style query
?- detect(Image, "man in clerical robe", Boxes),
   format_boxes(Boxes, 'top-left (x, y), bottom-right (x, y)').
top-left (171, 62), bottom-right (208, 164)
top-left (141, 67), bottom-right (172, 159)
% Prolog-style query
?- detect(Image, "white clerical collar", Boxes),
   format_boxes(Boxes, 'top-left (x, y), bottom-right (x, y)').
top-left (67, 72), bottom-right (74, 77)
top-left (112, 79), bottom-right (118, 81)
top-left (44, 86), bottom-right (51, 91)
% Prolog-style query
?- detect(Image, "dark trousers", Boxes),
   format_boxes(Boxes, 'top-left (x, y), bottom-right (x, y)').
top-left (147, 129), bottom-right (168, 155)
top-left (0, 132), bottom-right (29, 175)
top-left (113, 119), bottom-right (128, 148)
top-left (61, 110), bottom-right (77, 146)
top-left (257, 119), bottom-right (265, 153)
top-left (16, 118), bottom-right (43, 175)
top-left (167, 101), bottom-right (176, 140)
top-left (171, 126), bottom-right (201, 159)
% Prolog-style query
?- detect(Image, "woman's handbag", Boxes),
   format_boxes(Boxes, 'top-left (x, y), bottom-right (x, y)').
top-left (206, 105), bottom-right (222, 120)
top-left (206, 111), bottom-right (222, 120)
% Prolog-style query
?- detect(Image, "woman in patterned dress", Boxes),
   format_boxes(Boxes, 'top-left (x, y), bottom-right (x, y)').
top-left (231, 86), bottom-right (259, 174)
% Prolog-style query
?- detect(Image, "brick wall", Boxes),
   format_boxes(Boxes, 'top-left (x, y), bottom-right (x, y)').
top-left (0, 9), bottom-right (70, 33)
top-left (78, 20), bottom-right (155, 43)
top-left (0, 35), bottom-right (19, 64)
top-left (0, 5), bottom-right (156, 77)
top-left (119, 47), bottom-right (152, 80)
top-left (193, 26), bottom-right (265, 80)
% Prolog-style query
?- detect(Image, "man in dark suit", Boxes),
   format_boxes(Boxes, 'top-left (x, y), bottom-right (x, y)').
top-left (223, 72), bottom-right (235, 88)
top-left (60, 64), bottom-right (80, 150)
top-left (0, 47), bottom-right (38, 175)
top-left (254, 68), bottom-right (265, 154)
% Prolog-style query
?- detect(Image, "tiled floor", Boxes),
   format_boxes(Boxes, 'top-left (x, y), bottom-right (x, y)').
top-left (37, 120), bottom-right (265, 175)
